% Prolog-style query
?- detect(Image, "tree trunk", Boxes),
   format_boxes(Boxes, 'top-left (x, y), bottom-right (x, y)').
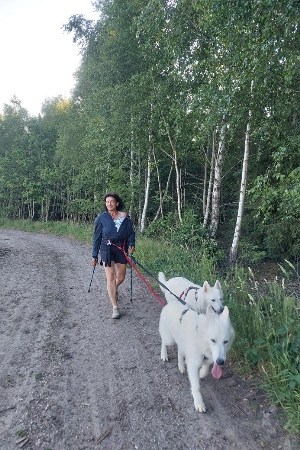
top-left (203, 144), bottom-right (208, 217)
top-left (129, 116), bottom-right (135, 217)
top-left (229, 82), bottom-right (253, 265)
top-left (203, 130), bottom-right (216, 228)
top-left (140, 138), bottom-right (152, 233)
top-left (163, 118), bottom-right (182, 223)
top-left (152, 146), bottom-right (163, 220)
top-left (210, 119), bottom-right (227, 237)
top-left (152, 161), bottom-right (173, 222)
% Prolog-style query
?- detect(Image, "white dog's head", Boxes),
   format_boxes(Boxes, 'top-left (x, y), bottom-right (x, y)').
top-left (201, 280), bottom-right (224, 314)
top-left (205, 305), bottom-right (235, 379)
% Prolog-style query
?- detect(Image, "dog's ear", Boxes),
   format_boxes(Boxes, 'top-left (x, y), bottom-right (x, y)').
top-left (214, 280), bottom-right (222, 291)
top-left (220, 305), bottom-right (229, 320)
top-left (203, 281), bottom-right (211, 292)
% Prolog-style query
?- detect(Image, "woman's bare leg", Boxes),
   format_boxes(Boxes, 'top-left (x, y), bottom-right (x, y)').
top-left (115, 263), bottom-right (126, 289)
top-left (104, 263), bottom-right (118, 307)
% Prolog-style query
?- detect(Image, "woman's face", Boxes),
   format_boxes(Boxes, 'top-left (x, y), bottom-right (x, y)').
top-left (105, 196), bottom-right (118, 212)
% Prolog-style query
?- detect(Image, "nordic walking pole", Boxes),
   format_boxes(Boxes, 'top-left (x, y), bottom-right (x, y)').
top-left (129, 254), bottom-right (133, 302)
top-left (88, 267), bottom-right (95, 293)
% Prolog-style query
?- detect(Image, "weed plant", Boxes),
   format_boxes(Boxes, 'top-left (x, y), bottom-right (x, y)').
top-left (0, 219), bottom-right (299, 432)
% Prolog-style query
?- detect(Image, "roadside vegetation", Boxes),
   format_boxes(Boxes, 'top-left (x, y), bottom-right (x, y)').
top-left (1, 218), bottom-right (299, 433)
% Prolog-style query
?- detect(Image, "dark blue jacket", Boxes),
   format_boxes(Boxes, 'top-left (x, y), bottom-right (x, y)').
top-left (92, 211), bottom-right (135, 261)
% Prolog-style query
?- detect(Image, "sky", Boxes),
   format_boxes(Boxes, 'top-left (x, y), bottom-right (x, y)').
top-left (0, 0), bottom-right (99, 116)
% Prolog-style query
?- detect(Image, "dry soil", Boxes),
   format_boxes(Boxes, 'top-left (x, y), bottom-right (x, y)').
top-left (0, 229), bottom-right (298, 450)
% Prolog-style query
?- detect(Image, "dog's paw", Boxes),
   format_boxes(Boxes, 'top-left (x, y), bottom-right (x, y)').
top-left (160, 346), bottom-right (168, 361)
top-left (160, 350), bottom-right (168, 361)
top-left (178, 364), bottom-right (185, 373)
top-left (195, 402), bottom-right (206, 413)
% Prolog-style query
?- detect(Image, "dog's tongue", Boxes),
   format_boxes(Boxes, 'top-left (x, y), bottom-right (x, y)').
top-left (211, 363), bottom-right (223, 379)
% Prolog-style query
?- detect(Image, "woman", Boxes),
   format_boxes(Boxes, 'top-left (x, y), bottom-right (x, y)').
top-left (91, 193), bottom-right (135, 319)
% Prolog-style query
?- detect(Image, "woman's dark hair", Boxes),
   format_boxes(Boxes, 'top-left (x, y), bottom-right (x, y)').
top-left (103, 192), bottom-right (125, 211)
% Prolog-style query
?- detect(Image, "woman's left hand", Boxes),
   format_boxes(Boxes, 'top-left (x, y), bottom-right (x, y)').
top-left (128, 246), bottom-right (135, 255)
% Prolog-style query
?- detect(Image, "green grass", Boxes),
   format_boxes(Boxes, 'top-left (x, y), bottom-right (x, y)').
top-left (1, 218), bottom-right (299, 433)
top-left (223, 265), bottom-right (300, 433)
top-left (0, 218), bottom-right (93, 245)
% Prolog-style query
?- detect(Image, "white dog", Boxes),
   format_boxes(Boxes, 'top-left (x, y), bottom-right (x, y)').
top-left (158, 272), bottom-right (224, 314)
top-left (159, 302), bottom-right (235, 412)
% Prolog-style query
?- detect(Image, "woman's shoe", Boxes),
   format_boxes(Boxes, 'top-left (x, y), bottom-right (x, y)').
top-left (112, 306), bottom-right (120, 319)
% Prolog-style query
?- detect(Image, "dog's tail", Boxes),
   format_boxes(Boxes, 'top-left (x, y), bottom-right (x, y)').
top-left (158, 272), bottom-right (167, 294)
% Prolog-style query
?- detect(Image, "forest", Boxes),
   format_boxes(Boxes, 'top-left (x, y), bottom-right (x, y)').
top-left (0, 0), bottom-right (299, 265)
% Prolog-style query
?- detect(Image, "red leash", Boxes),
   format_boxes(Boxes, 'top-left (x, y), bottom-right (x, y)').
top-left (111, 243), bottom-right (166, 307)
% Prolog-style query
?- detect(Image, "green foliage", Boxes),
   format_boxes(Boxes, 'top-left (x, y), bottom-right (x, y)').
top-left (234, 240), bottom-right (267, 265)
top-left (225, 265), bottom-right (300, 432)
top-left (249, 148), bottom-right (300, 259)
top-left (136, 236), bottom-right (217, 286)
top-left (144, 210), bottom-right (223, 260)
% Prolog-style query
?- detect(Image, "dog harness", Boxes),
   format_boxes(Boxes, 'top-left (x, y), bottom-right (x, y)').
top-left (179, 286), bottom-right (199, 303)
top-left (179, 309), bottom-right (190, 323)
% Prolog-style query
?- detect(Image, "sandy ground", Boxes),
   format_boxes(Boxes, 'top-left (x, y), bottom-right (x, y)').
top-left (0, 229), bottom-right (298, 450)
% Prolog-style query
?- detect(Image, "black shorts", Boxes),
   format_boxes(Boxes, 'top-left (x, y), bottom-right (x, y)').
top-left (100, 243), bottom-right (127, 266)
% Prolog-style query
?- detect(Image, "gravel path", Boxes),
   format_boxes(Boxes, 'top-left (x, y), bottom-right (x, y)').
top-left (0, 230), bottom-right (297, 450)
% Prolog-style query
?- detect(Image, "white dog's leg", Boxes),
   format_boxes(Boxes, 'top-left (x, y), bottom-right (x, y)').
top-left (187, 364), bottom-right (206, 412)
top-left (160, 342), bottom-right (169, 361)
top-left (178, 349), bottom-right (185, 373)
top-left (199, 361), bottom-right (210, 379)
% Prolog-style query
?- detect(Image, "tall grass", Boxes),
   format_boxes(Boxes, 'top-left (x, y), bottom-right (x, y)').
top-left (0, 219), bottom-right (299, 432)
top-left (136, 237), bottom-right (217, 287)
top-left (0, 218), bottom-right (93, 245)
top-left (224, 265), bottom-right (300, 433)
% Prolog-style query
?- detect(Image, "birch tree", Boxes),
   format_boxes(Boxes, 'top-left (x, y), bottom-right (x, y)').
top-left (140, 120), bottom-right (153, 232)
top-left (203, 130), bottom-right (216, 228)
top-left (210, 119), bottom-right (227, 237)
top-left (164, 118), bottom-right (183, 223)
top-left (229, 81), bottom-right (254, 265)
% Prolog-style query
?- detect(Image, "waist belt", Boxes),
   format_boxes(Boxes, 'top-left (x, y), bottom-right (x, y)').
top-left (102, 238), bottom-right (125, 246)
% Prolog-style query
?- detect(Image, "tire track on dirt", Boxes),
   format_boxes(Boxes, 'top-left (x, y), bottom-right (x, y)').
top-left (0, 234), bottom-right (57, 437)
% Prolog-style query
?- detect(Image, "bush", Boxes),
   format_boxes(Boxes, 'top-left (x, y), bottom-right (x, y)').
top-left (144, 210), bottom-right (223, 260)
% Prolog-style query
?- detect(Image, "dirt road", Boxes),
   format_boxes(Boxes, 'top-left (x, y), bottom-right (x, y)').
top-left (0, 230), bottom-right (297, 449)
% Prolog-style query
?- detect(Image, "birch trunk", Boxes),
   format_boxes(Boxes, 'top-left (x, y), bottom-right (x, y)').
top-left (137, 152), bottom-right (142, 228)
top-left (203, 130), bottom-right (216, 228)
top-left (152, 161), bottom-right (173, 222)
top-left (229, 83), bottom-right (253, 264)
top-left (163, 118), bottom-right (182, 223)
top-left (129, 116), bottom-right (135, 217)
top-left (210, 120), bottom-right (227, 237)
top-left (203, 146), bottom-right (208, 217)
top-left (140, 148), bottom-right (151, 233)
top-left (152, 147), bottom-right (162, 217)
top-left (140, 114), bottom-right (153, 233)
top-left (174, 146), bottom-right (182, 223)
